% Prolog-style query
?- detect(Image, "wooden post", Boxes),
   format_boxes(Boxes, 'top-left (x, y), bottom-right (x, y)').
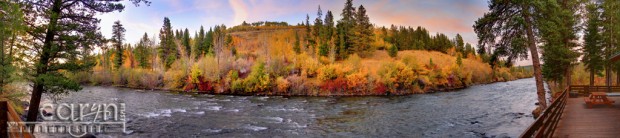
top-left (0, 101), bottom-right (8, 138)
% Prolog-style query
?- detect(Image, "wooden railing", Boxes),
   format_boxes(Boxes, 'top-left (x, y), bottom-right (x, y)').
top-left (569, 85), bottom-right (620, 95)
top-left (520, 87), bottom-right (568, 138)
top-left (1, 101), bottom-right (34, 138)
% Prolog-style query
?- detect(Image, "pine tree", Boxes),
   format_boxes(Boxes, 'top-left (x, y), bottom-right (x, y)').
top-left (159, 17), bottom-right (177, 69)
top-left (183, 28), bottom-right (191, 56)
top-left (601, 0), bottom-right (620, 86)
top-left (135, 33), bottom-right (151, 68)
top-left (194, 26), bottom-right (205, 56)
top-left (206, 27), bottom-right (214, 54)
top-left (464, 43), bottom-right (475, 57)
top-left (351, 5), bottom-right (373, 57)
top-left (388, 44), bottom-right (398, 58)
top-left (336, 0), bottom-right (356, 59)
top-left (22, 0), bottom-right (149, 124)
top-left (455, 33), bottom-right (464, 55)
top-left (539, 0), bottom-right (580, 88)
top-left (0, 1), bottom-right (24, 94)
top-left (112, 21), bottom-right (126, 69)
top-left (583, 3), bottom-right (604, 86)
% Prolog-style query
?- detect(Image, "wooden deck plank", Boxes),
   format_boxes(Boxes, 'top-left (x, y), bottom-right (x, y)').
top-left (553, 97), bottom-right (620, 138)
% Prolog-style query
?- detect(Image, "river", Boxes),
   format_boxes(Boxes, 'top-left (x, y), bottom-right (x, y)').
top-left (36, 78), bottom-right (541, 138)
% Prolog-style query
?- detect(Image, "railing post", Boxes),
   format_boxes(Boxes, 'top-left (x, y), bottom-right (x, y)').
top-left (0, 101), bottom-right (8, 138)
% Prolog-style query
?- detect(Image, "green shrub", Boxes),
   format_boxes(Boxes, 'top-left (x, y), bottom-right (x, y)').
top-left (388, 45), bottom-right (398, 58)
top-left (231, 79), bottom-right (244, 93)
top-left (126, 69), bottom-right (146, 88)
top-left (243, 61), bottom-right (271, 93)
top-left (378, 62), bottom-right (416, 92)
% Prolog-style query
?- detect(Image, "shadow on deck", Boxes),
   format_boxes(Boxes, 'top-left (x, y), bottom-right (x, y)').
top-left (553, 97), bottom-right (620, 137)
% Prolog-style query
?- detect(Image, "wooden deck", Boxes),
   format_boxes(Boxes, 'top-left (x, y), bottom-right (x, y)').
top-left (553, 97), bottom-right (620, 137)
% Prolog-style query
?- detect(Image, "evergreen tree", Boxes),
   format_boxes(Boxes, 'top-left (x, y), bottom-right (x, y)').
top-left (112, 21), bottom-right (126, 69)
top-left (135, 33), bottom-right (151, 68)
top-left (22, 0), bottom-right (149, 123)
top-left (582, 3), bottom-right (604, 86)
top-left (305, 14), bottom-right (312, 50)
top-left (601, 0), bottom-right (620, 86)
top-left (0, 1), bottom-right (24, 94)
top-left (324, 11), bottom-right (335, 40)
top-left (464, 43), bottom-right (475, 57)
top-left (539, 0), bottom-right (580, 88)
top-left (351, 5), bottom-right (373, 57)
top-left (205, 27), bottom-right (214, 54)
top-left (183, 28), bottom-right (190, 56)
top-left (388, 44), bottom-right (398, 58)
top-left (455, 33), bottom-right (464, 54)
top-left (159, 17), bottom-right (177, 69)
top-left (194, 26), bottom-right (205, 56)
top-left (336, 0), bottom-right (356, 59)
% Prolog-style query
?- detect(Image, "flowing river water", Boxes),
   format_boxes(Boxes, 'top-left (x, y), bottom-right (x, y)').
top-left (36, 78), bottom-right (541, 138)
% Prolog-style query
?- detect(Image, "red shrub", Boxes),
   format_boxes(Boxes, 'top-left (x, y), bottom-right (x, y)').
top-left (373, 82), bottom-right (388, 95)
top-left (320, 78), bottom-right (348, 93)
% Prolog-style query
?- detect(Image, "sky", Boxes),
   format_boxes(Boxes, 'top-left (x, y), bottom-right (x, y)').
top-left (96, 0), bottom-right (533, 66)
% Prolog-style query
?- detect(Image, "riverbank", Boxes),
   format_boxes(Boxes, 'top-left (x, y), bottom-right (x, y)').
top-left (100, 76), bottom-right (534, 97)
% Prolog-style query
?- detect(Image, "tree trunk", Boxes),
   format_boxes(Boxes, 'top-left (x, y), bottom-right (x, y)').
top-left (566, 66), bottom-right (571, 87)
top-left (606, 66), bottom-right (611, 91)
top-left (616, 70), bottom-right (620, 86)
top-left (522, 5), bottom-right (548, 109)
top-left (26, 0), bottom-right (62, 124)
top-left (590, 70), bottom-right (595, 86)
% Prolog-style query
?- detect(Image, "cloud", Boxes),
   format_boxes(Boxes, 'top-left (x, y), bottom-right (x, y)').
top-left (229, 0), bottom-right (249, 25)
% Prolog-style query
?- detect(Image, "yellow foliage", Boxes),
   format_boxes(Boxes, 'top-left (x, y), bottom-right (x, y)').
top-left (317, 64), bottom-right (351, 81)
top-left (275, 77), bottom-right (290, 93)
top-left (346, 69), bottom-right (369, 92)
top-left (163, 61), bottom-right (188, 89)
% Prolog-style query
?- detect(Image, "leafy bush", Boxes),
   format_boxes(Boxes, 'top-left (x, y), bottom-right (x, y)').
top-left (275, 77), bottom-right (290, 93)
top-left (267, 57), bottom-right (289, 77)
top-left (112, 68), bottom-right (128, 85)
top-left (317, 64), bottom-right (351, 81)
top-left (243, 61), bottom-right (271, 92)
top-left (66, 71), bottom-right (91, 84)
top-left (231, 79), bottom-right (244, 93)
top-left (163, 61), bottom-right (188, 89)
top-left (377, 62), bottom-right (416, 92)
top-left (345, 54), bottom-right (362, 71)
top-left (195, 55), bottom-right (220, 81)
top-left (126, 68), bottom-right (147, 88)
top-left (141, 70), bottom-right (161, 89)
top-left (320, 78), bottom-right (347, 93)
top-left (91, 67), bottom-right (112, 85)
top-left (346, 69), bottom-right (369, 93)
top-left (301, 57), bottom-right (320, 78)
